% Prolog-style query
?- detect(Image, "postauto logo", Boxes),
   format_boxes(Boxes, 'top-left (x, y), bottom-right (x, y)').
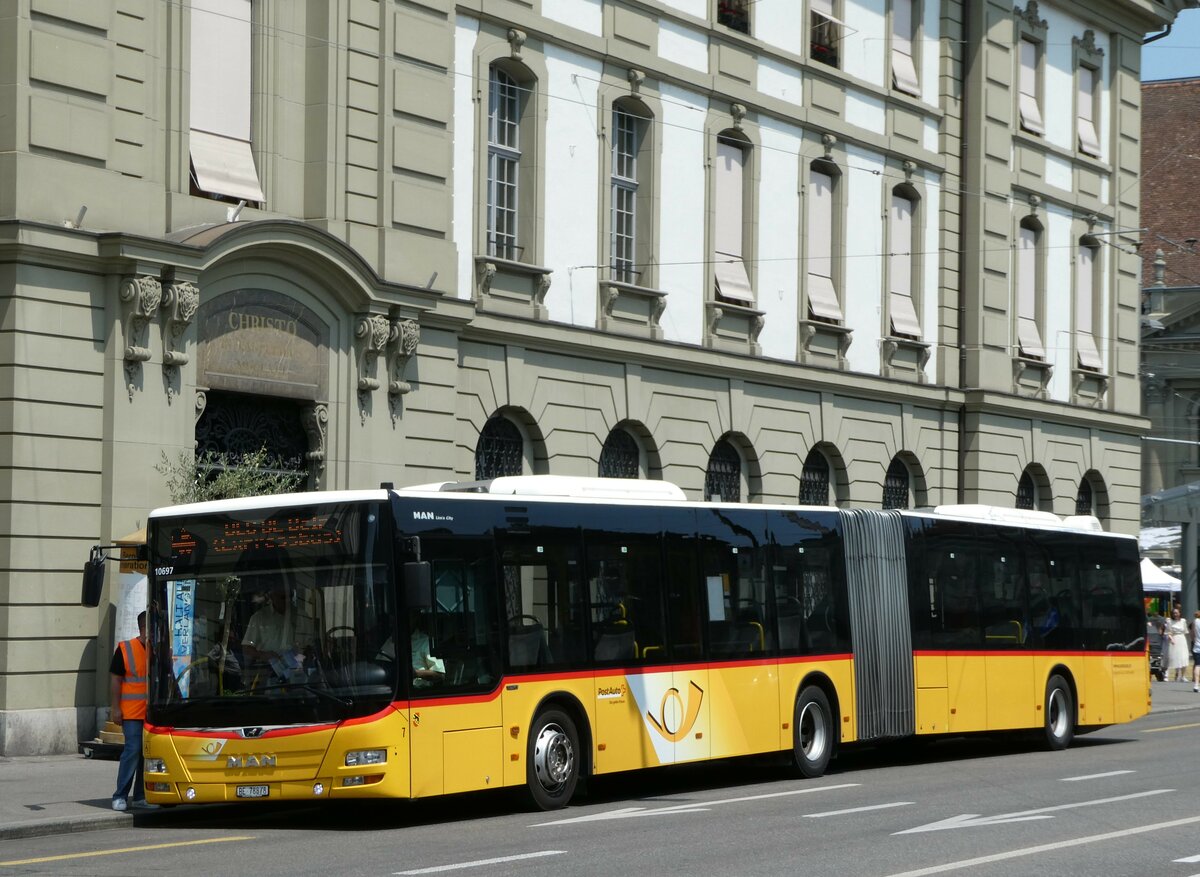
top-left (646, 681), bottom-right (704, 743)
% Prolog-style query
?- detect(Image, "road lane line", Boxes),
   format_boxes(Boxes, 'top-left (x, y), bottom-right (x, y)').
top-left (1060, 770), bottom-right (1134, 781)
top-left (532, 782), bottom-right (861, 826)
top-left (395, 850), bottom-right (566, 874)
top-left (884, 815), bottom-right (1200, 877)
top-left (0, 836), bottom-right (254, 867)
top-left (804, 802), bottom-right (913, 818)
top-left (1143, 721), bottom-right (1200, 733)
top-left (1174, 854), bottom-right (1200, 863)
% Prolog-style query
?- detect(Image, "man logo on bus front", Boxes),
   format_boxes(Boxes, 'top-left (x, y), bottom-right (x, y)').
top-left (646, 681), bottom-right (704, 743)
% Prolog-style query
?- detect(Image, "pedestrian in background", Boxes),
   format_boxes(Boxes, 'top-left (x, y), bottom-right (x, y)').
top-left (1166, 607), bottom-right (1189, 683)
top-left (110, 611), bottom-right (155, 811)
top-left (1192, 611), bottom-right (1200, 693)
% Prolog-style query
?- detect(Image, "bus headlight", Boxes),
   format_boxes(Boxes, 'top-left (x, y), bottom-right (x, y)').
top-left (345, 749), bottom-right (387, 767)
top-left (145, 758), bottom-right (167, 774)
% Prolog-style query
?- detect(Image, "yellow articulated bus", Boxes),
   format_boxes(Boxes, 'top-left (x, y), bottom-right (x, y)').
top-left (142, 476), bottom-right (1148, 810)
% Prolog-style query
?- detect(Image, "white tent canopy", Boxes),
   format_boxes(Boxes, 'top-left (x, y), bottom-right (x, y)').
top-left (1141, 557), bottom-right (1181, 593)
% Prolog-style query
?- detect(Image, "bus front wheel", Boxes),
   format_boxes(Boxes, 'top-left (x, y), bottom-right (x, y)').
top-left (526, 708), bottom-right (580, 810)
top-left (1043, 675), bottom-right (1075, 751)
top-left (793, 686), bottom-right (833, 778)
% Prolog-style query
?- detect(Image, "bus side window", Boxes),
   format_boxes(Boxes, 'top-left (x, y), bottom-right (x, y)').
top-left (584, 536), bottom-right (666, 664)
top-left (498, 534), bottom-right (586, 670)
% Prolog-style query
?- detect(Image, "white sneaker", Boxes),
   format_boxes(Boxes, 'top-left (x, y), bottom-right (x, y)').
top-left (112, 798), bottom-right (128, 812)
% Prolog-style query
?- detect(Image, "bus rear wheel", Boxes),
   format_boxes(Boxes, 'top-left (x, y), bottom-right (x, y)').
top-left (793, 686), bottom-right (833, 778)
top-left (526, 708), bottom-right (580, 810)
top-left (1043, 674), bottom-right (1075, 751)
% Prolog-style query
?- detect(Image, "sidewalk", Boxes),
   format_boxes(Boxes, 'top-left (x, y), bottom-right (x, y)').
top-left (1, 683), bottom-right (1197, 842)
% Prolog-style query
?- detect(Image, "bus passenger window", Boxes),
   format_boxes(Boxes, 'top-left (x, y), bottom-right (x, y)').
top-left (499, 536), bottom-right (586, 670)
top-left (585, 538), bottom-right (666, 663)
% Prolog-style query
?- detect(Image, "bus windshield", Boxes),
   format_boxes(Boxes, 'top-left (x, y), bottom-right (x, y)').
top-left (147, 500), bottom-right (398, 727)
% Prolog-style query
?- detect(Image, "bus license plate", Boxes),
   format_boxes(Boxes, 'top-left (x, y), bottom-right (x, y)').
top-left (236, 784), bottom-right (269, 799)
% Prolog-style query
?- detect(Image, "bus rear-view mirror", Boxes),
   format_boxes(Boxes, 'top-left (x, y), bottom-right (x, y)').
top-left (403, 561), bottom-right (432, 609)
top-left (81, 549), bottom-right (105, 607)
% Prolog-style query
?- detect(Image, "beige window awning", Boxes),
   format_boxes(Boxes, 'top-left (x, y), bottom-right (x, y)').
top-left (190, 130), bottom-right (265, 203)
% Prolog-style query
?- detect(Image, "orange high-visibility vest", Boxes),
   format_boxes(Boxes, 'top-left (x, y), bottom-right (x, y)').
top-left (118, 637), bottom-right (148, 720)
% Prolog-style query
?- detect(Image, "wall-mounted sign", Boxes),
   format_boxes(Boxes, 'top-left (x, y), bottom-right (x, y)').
top-left (197, 289), bottom-right (330, 400)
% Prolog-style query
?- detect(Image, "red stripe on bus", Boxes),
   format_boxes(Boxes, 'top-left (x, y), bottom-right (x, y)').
top-left (912, 649), bottom-right (1144, 659)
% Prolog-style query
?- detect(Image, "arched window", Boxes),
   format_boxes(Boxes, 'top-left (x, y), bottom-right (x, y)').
top-left (610, 101), bottom-right (651, 284)
top-left (599, 429), bottom-right (640, 479)
top-left (882, 458), bottom-right (910, 509)
top-left (705, 439), bottom-right (741, 502)
top-left (1016, 470), bottom-right (1036, 510)
top-left (475, 416), bottom-right (524, 480)
top-left (799, 448), bottom-right (830, 505)
top-left (1075, 478), bottom-right (1094, 516)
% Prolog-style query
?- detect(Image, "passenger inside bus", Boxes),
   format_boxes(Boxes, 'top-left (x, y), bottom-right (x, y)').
top-left (242, 585), bottom-right (319, 679)
top-left (377, 611), bottom-right (445, 687)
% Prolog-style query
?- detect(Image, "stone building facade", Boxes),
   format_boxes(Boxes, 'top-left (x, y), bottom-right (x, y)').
top-left (0, 0), bottom-right (1189, 754)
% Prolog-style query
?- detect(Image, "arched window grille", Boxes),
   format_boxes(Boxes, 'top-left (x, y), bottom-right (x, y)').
top-left (599, 429), bottom-right (640, 479)
top-left (475, 417), bottom-right (523, 480)
top-left (705, 440), bottom-right (741, 502)
top-left (1016, 470), bottom-right (1035, 510)
top-left (1075, 478), bottom-right (1094, 516)
top-left (799, 449), bottom-right (830, 505)
top-left (882, 458), bottom-right (910, 510)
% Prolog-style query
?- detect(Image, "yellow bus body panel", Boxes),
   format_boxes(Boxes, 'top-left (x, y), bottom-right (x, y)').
top-left (409, 694), bottom-right (501, 798)
top-left (776, 657), bottom-right (856, 749)
top-left (985, 654), bottom-right (1036, 729)
top-left (946, 654), bottom-right (987, 732)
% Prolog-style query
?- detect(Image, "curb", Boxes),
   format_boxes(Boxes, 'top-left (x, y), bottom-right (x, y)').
top-left (0, 812), bottom-right (131, 842)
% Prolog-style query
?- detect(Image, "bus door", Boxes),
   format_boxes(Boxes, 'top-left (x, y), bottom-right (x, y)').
top-left (405, 536), bottom-right (504, 798)
top-left (696, 508), bottom-right (776, 758)
top-left (977, 529), bottom-right (1035, 729)
top-left (584, 508), bottom-right (693, 770)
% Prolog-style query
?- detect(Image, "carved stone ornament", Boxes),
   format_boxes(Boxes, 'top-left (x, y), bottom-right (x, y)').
top-left (628, 68), bottom-right (645, 96)
top-left (708, 306), bottom-right (724, 340)
top-left (302, 402), bottom-right (329, 489)
top-left (534, 273), bottom-right (552, 316)
top-left (160, 280), bottom-right (199, 403)
top-left (731, 103), bottom-right (747, 130)
top-left (822, 133), bottom-right (837, 160)
top-left (1073, 29), bottom-right (1103, 58)
top-left (356, 314), bottom-right (390, 423)
top-left (478, 262), bottom-right (499, 299)
top-left (903, 160), bottom-right (917, 182)
top-left (388, 318), bottom-right (420, 397)
top-left (507, 28), bottom-right (526, 60)
top-left (1015, 1), bottom-right (1047, 33)
top-left (120, 275), bottom-right (162, 401)
top-left (194, 388), bottom-right (208, 449)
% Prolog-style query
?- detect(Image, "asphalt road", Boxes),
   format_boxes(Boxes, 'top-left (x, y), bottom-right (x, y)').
top-left (2, 710), bottom-right (1197, 877)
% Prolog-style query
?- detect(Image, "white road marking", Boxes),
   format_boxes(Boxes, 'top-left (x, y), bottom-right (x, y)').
top-left (804, 802), bottom-right (913, 818)
top-left (885, 814), bottom-right (1200, 877)
top-left (896, 789), bottom-right (1173, 834)
top-left (1175, 854), bottom-right (1200, 863)
top-left (1060, 770), bottom-right (1134, 782)
top-left (532, 782), bottom-right (860, 826)
top-left (395, 850), bottom-right (566, 875)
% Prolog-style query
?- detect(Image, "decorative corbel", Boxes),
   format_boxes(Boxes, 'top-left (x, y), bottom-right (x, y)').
top-left (478, 261), bottom-right (498, 300)
top-left (120, 275), bottom-right (162, 401)
top-left (603, 287), bottom-right (621, 319)
top-left (533, 272), bottom-right (551, 320)
top-left (822, 133), bottom-right (837, 160)
top-left (355, 314), bottom-right (390, 423)
top-left (507, 28), bottom-right (526, 60)
top-left (903, 160), bottom-right (917, 183)
top-left (708, 306), bottom-right (724, 341)
top-left (160, 280), bottom-right (199, 404)
top-left (388, 318), bottom-right (420, 397)
top-left (730, 103), bottom-right (747, 130)
top-left (302, 403), bottom-right (329, 489)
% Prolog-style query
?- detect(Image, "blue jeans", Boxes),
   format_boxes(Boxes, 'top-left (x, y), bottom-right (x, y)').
top-left (113, 719), bottom-right (144, 803)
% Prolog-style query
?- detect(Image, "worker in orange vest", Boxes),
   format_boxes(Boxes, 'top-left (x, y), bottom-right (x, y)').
top-left (110, 610), bottom-right (155, 811)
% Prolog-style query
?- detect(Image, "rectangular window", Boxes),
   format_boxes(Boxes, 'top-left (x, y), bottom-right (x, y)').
top-left (487, 69), bottom-right (522, 260)
top-left (611, 109), bottom-right (639, 284)
top-left (810, 0), bottom-right (841, 68)
top-left (714, 140), bottom-right (755, 304)
top-left (189, 0), bottom-right (264, 203)
top-left (889, 195), bottom-right (922, 338)
top-left (1017, 225), bottom-right (1045, 359)
top-left (718, 0), bottom-right (750, 34)
top-left (891, 0), bottom-right (920, 96)
top-left (1076, 66), bottom-right (1101, 157)
top-left (807, 168), bottom-right (843, 322)
top-left (1075, 244), bottom-right (1103, 370)
top-left (1018, 38), bottom-right (1044, 136)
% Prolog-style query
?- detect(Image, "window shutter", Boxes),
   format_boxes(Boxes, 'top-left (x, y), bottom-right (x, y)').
top-left (189, 0), bottom-right (264, 201)
top-left (889, 196), bottom-right (922, 338)
top-left (1018, 39), bottom-right (1044, 135)
top-left (1017, 226), bottom-right (1045, 359)
top-left (891, 0), bottom-right (920, 97)
top-left (1075, 245), bottom-right (1102, 369)
top-left (1076, 67), bottom-right (1101, 157)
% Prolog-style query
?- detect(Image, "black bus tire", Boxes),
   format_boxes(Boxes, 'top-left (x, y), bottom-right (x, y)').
top-left (526, 708), bottom-right (580, 810)
top-left (793, 686), bottom-right (833, 778)
top-left (1043, 674), bottom-right (1075, 751)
